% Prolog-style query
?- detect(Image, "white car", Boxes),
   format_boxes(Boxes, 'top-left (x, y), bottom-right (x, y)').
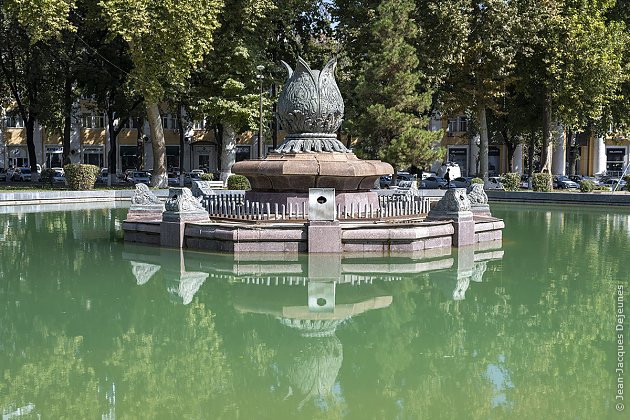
top-left (127, 171), bottom-right (151, 184)
top-left (484, 177), bottom-right (504, 190)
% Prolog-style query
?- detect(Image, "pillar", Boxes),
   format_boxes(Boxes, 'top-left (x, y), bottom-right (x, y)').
top-left (551, 125), bottom-right (566, 175)
top-left (592, 136), bottom-right (606, 176)
top-left (513, 144), bottom-right (523, 174)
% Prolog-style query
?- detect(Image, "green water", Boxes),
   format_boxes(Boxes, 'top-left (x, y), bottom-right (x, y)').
top-left (0, 204), bottom-right (628, 419)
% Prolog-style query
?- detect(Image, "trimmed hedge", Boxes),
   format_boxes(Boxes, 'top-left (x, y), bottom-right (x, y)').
top-left (471, 177), bottom-right (484, 185)
top-left (39, 168), bottom-right (57, 186)
top-left (500, 173), bottom-right (520, 191)
top-left (227, 174), bottom-right (251, 190)
top-left (200, 173), bottom-right (214, 181)
top-left (64, 164), bottom-right (99, 190)
top-left (580, 180), bottom-right (595, 193)
top-left (532, 173), bottom-right (552, 192)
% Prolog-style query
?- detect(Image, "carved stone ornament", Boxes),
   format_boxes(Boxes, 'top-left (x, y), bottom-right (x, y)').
top-left (275, 57), bottom-right (350, 153)
top-left (162, 187), bottom-right (209, 222)
top-left (191, 180), bottom-right (217, 198)
top-left (467, 184), bottom-right (488, 205)
top-left (131, 183), bottom-right (163, 207)
top-left (165, 187), bottom-right (206, 212)
top-left (430, 188), bottom-right (472, 214)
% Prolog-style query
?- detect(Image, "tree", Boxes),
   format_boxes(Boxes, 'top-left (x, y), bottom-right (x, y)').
top-left (437, 0), bottom-right (519, 181)
top-left (340, 0), bottom-right (443, 174)
top-left (0, 1), bottom-right (76, 176)
top-left (98, 0), bottom-right (223, 187)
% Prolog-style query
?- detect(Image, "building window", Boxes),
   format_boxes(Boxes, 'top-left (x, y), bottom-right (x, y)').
top-left (458, 116), bottom-right (468, 133)
top-left (193, 119), bottom-right (205, 130)
top-left (606, 147), bottom-right (626, 176)
top-left (235, 145), bottom-right (251, 162)
top-left (83, 147), bottom-right (104, 168)
top-left (162, 115), bottom-right (177, 129)
top-left (6, 115), bottom-right (24, 128)
top-left (45, 147), bottom-right (64, 168)
top-left (82, 113), bottom-right (105, 128)
top-left (120, 146), bottom-right (138, 171)
top-left (166, 145), bottom-right (179, 170)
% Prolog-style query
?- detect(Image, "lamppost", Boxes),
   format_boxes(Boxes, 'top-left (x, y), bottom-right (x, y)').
top-left (256, 65), bottom-right (265, 159)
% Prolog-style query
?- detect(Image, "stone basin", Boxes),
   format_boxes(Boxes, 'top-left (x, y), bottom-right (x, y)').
top-left (232, 152), bottom-right (393, 192)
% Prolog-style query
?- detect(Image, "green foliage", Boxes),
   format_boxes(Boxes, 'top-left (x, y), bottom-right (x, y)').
top-left (579, 180), bottom-right (595, 193)
top-left (349, 0), bottom-right (443, 170)
top-left (39, 168), bottom-right (57, 185)
top-left (227, 174), bottom-right (251, 190)
top-left (3, 0), bottom-right (76, 43)
top-left (64, 164), bottom-right (99, 190)
top-left (471, 178), bottom-right (484, 185)
top-left (200, 173), bottom-right (214, 181)
top-left (500, 173), bottom-right (521, 192)
top-left (532, 173), bottom-right (553, 192)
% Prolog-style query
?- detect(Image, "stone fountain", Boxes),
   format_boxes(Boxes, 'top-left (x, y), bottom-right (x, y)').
top-left (232, 57), bottom-right (393, 209)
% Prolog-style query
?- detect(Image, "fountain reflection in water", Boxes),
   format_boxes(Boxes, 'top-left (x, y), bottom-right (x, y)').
top-left (122, 240), bottom-right (503, 407)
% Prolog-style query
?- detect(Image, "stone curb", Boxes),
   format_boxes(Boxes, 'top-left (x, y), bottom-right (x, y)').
top-left (0, 189), bottom-right (170, 206)
top-left (486, 190), bottom-right (630, 206)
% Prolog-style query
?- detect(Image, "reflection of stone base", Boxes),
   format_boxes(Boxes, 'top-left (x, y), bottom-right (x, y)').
top-left (232, 152), bottom-right (392, 192)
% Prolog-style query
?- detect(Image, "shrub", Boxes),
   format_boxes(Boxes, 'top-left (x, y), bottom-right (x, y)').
top-left (500, 173), bottom-right (520, 191)
top-left (227, 174), bottom-right (251, 190)
top-left (471, 177), bottom-right (484, 185)
top-left (532, 173), bottom-right (552, 192)
top-left (39, 168), bottom-right (57, 186)
top-left (624, 175), bottom-right (630, 192)
top-left (200, 173), bottom-right (214, 181)
top-left (579, 180), bottom-right (595, 193)
top-left (64, 164), bottom-right (99, 190)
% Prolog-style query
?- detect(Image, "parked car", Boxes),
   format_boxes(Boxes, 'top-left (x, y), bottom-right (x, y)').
top-left (96, 168), bottom-right (108, 184)
top-left (183, 172), bottom-right (201, 185)
top-left (0, 168), bottom-right (6, 181)
top-left (190, 169), bottom-right (205, 175)
top-left (378, 173), bottom-right (417, 189)
top-left (553, 175), bottom-right (579, 189)
top-left (12, 168), bottom-right (32, 182)
top-left (51, 171), bottom-right (66, 184)
top-left (520, 175), bottom-right (530, 189)
top-left (423, 176), bottom-right (450, 189)
top-left (484, 177), bottom-right (504, 190)
top-left (168, 172), bottom-right (181, 186)
top-left (601, 178), bottom-right (627, 189)
top-left (379, 175), bottom-right (392, 189)
top-left (452, 177), bottom-right (472, 188)
top-left (127, 171), bottom-right (151, 184)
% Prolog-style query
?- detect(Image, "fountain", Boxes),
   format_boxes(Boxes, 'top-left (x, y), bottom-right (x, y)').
top-left (123, 56), bottom-right (504, 253)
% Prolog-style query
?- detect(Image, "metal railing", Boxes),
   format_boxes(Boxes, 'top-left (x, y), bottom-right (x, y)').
top-left (200, 193), bottom-right (438, 222)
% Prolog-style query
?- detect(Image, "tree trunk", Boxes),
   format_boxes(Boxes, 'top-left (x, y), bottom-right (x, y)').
top-left (541, 93), bottom-right (553, 173)
top-left (107, 108), bottom-right (117, 185)
top-left (220, 124), bottom-right (236, 182)
top-left (177, 104), bottom-right (186, 186)
top-left (63, 76), bottom-right (72, 165)
top-left (25, 117), bottom-right (38, 176)
top-left (566, 130), bottom-right (578, 176)
top-left (146, 102), bottom-right (167, 188)
top-left (477, 104), bottom-right (489, 181)
top-left (528, 128), bottom-right (535, 177)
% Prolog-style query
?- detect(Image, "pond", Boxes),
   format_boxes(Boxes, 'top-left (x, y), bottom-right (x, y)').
top-left (0, 203), bottom-right (628, 419)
